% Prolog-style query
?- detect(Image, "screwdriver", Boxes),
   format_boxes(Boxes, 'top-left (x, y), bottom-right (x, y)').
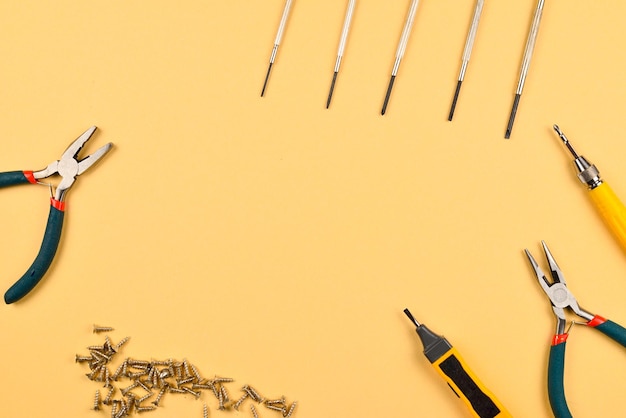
top-left (326, 0), bottom-right (357, 109)
top-left (403, 309), bottom-right (512, 418)
top-left (504, 0), bottom-right (545, 139)
top-left (261, 0), bottom-right (295, 97)
top-left (381, 0), bottom-right (420, 115)
top-left (448, 0), bottom-right (485, 121)
top-left (553, 125), bottom-right (626, 252)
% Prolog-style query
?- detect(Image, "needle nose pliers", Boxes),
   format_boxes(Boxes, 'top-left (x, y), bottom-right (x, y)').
top-left (524, 241), bottom-right (626, 418)
top-left (1, 126), bottom-right (112, 304)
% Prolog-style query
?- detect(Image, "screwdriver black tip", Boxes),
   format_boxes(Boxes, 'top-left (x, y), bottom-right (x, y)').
top-left (403, 308), bottom-right (420, 327)
top-left (504, 93), bottom-right (521, 139)
top-left (448, 80), bottom-right (463, 121)
top-left (326, 71), bottom-right (338, 109)
top-left (261, 63), bottom-right (273, 97)
top-left (381, 75), bottom-right (396, 115)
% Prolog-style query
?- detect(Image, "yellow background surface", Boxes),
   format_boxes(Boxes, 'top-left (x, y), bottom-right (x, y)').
top-left (1, 1), bottom-right (626, 417)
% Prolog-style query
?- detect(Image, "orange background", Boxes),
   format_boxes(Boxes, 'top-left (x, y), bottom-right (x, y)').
top-left (1, 1), bottom-right (626, 417)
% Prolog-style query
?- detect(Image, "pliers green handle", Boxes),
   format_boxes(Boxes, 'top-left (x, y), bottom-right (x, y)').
top-left (1, 126), bottom-right (112, 304)
top-left (524, 241), bottom-right (626, 418)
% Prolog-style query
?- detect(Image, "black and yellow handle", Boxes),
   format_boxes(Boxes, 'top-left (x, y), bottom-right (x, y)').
top-left (431, 346), bottom-right (511, 418)
top-left (404, 309), bottom-right (512, 418)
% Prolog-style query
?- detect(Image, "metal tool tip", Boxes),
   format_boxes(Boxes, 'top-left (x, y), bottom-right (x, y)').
top-left (553, 125), bottom-right (568, 143)
top-left (552, 125), bottom-right (581, 158)
top-left (540, 241), bottom-right (562, 281)
top-left (505, 94), bottom-right (521, 139)
top-left (541, 240), bottom-right (553, 258)
top-left (102, 143), bottom-right (114, 152)
top-left (261, 63), bottom-right (273, 97)
top-left (403, 308), bottom-right (420, 327)
top-left (381, 75), bottom-right (396, 115)
top-left (524, 249), bottom-right (545, 281)
top-left (448, 80), bottom-right (463, 121)
top-left (326, 71), bottom-right (338, 109)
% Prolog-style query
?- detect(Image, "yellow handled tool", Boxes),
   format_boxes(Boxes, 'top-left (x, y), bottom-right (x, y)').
top-left (403, 309), bottom-right (512, 418)
top-left (553, 125), bottom-right (626, 252)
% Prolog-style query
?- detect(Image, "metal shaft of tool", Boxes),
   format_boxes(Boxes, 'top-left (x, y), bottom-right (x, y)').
top-left (448, 0), bottom-right (484, 121)
top-left (381, 0), bottom-right (420, 115)
top-left (553, 125), bottom-right (580, 159)
top-left (403, 308), bottom-right (421, 327)
top-left (327, 0), bottom-right (357, 108)
top-left (552, 124), bottom-right (603, 189)
top-left (505, 0), bottom-right (545, 138)
top-left (261, 0), bottom-right (295, 97)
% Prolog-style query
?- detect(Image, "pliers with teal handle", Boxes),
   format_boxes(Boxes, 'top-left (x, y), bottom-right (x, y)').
top-left (524, 241), bottom-right (626, 418)
top-left (1, 126), bottom-right (112, 304)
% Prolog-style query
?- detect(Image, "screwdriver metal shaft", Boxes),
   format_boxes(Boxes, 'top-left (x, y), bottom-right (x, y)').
top-left (326, 0), bottom-right (356, 109)
top-left (552, 125), bottom-right (601, 189)
top-left (381, 0), bottom-right (420, 115)
top-left (553, 125), bottom-right (580, 160)
top-left (504, 0), bottom-right (545, 138)
top-left (261, 0), bottom-right (295, 97)
top-left (448, 0), bottom-right (485, 121)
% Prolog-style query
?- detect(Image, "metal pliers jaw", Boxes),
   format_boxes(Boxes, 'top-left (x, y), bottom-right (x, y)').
top-left (524, 241), bottom-right (594, 335)
top-left (32, 126), bottom-right (112, 202)
top-left (1, 126), bottom-right (112, 304)
top-left (524, 240), bottom-right (626, 418)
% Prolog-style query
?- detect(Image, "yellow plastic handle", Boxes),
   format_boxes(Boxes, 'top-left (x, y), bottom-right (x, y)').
top-left (432, 347), bottom-right (512, 418)
top-left (588, 182), bottom-right (626, 252)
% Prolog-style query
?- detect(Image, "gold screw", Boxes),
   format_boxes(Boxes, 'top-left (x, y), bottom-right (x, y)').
top-left (233, 392), bottom-right (249, 410)
top-left (182, 386), bottom-right (201, 398)
top-left (151, 385), bottom-right (167, 406)
top-left (93, 325), bottom-right (114, 334)
top-left (93, 390), bottom-right (101, 411)
top-left (114, 336), bottom-right (130, 351)
top-left (285, 401), bottom-right (298, 418)
top-left (103, 386), bottom-right (115, 405)
top-left (243, 385), bottom-right (264, 403)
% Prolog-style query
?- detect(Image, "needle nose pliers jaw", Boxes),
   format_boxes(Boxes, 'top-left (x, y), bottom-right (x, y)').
top-left (1, 126), bottom-right (112, 304)
top-left (524, 241), bottom-right (626, 418)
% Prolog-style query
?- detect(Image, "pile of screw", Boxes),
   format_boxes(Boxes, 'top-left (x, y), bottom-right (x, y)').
top-left (77, 325), bottom-right (298, 417)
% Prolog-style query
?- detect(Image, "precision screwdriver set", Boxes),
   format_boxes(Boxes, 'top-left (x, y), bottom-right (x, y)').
top-left (260, 0), bottom-right (547, 139)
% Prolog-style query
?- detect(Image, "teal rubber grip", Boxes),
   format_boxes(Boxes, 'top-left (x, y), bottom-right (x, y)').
top-left (547, 321), bottom-right (626, 418)
top-left (595, 320), bottom-right (626, 347)
top-left (548, 342), bottom-right (572, 418)
top-left (0, 171), bottom-right (32, 187)
top-left (4, 203), bottom-right (64, 304)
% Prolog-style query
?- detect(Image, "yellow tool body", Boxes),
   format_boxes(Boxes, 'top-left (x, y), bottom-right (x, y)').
top-left (588, 182), bottom-right (626, 251)
top-left (431, 346), bottom-right (512, 418)
top-left (404, 309), bottom-right (512, 418)
top-left (553, 125), bottom-right (626, 254)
